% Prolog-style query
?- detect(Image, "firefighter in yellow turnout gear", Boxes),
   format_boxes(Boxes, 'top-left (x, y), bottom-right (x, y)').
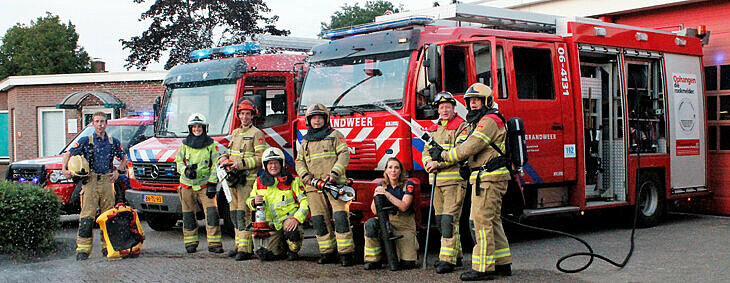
top-left (430, 83), bottom-right (512, 281)
top-left (295, 103), bottom-right (354, 266)
top-left (423, 92), bottom-right (469, 274)
top-left (175, 113), bottom-right (223, 254)
top-left (247, 148), bottom-right (308, 261)
top-left (219, 100), bottom-right (267, 260)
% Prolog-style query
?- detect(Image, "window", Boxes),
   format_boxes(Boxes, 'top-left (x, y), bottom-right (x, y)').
top-left (705, 66), bottom-right (717, 91)
top-left (708, 96), bottom-right (717, 120)
top-left (626, 61), bottom-right (666, 153)
top-left (244, 76), bottom-right (288, 129)
top-left (443, 46), bottom-right (468, 94)
top-left (721, 65), bottom-right (730, 90)
top-left (709, 126), bottom-right (717, 151)
top-left (721, 126), bottom-right (730, 150)
top-left (514, 47), bottom-right (555, 100)
top-left (473, 43), bottom-right (508, 99)
top-left (720, 96), bottom-right (730, 120)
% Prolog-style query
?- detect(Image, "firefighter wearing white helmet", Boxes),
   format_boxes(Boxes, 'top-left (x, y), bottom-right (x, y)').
top-left (175, 113), bottom-right (224, 254)
top-left (247, 147), bottom-right (309, 261)
top-left (218, 99), bottom-right (267, 261)
top-left (423, 91), bottom-right (469, 273)
top-left (295, 103), bottom-right (354, 266)
top-left (430, 83), bottom-right (512, 281)
top-left (62, 111), bottom-right (127, 261)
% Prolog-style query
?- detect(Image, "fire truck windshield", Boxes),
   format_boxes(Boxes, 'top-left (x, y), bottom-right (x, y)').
top-left (158, 81), bottom-right (236, 137)
top-left (300, 51), bottom-right (410, 114)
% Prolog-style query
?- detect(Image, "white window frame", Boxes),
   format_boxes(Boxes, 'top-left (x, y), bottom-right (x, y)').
top-left (37, 107), bottom-right (65, 157)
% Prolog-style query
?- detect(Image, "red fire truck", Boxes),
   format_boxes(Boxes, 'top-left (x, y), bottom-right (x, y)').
top-left (125, 36), bottom-right (323, 231)
top-left (297, 3), bottom-right (710, 229)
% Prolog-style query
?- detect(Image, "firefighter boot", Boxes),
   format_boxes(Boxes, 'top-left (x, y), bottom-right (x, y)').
top-left (400, 260), bottom-right (418, 270)
top-left (227, 250), bottom-right (237, 257)
top-left (76, 252), bottom-right (89, 261)
top-left (318, 252), bottom-right (338, 264)
top-left (256, 248), bottom-right (276, 261)
top-left (495, 264), bottom-right (512, 276)
top-left (435, 260), bottom-right (455, 274)
top-left (208, 245), bottom-right (224, 253)
top-left (460, 270), bottom-right (495, 281)
top-left (340, 252), bottom-right (355, 267)
top-left (236, 251), bottom-right (254, 261)
top-left (185, 244), bottom-right (197, 254)
top-left (287, 251), bottom-right (299, 261)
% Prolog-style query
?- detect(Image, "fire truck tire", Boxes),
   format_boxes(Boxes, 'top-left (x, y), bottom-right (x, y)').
top-left (635, 172), bottom-right (664, 228)
top-left (64, 182), bottom-right (84, 214)
top-left (217, 191), bottom-right (234, 237)
top-left (146, 213), bottom-right (177, 231)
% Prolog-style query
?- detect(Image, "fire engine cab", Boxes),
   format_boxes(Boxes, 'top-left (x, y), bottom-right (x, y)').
top-left (125, 36), bottom-right (325, 231)
top-left (297, 3), bottom-right (709, 229)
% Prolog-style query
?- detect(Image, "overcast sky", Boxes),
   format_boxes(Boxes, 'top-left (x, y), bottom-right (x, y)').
top-left (0, 0), bottom-right (442, 72)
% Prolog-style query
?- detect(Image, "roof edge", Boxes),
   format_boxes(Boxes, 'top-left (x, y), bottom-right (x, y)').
top-left (0, 71), bottom-right (168, 92)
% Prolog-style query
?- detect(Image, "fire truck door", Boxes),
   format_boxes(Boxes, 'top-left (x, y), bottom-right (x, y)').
top-left (505, 40), bottom-right (565, 184)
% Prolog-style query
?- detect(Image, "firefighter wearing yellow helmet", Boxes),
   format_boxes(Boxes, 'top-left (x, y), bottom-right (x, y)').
top-left (295, 103), bottom-right (354, 266)
top-left (423, 91), bottom-right (469, 273)
top-left (218, 99), bottom-right (267, 261)
top-left (247, 147), bottom-right (309, 261)
top-left (175, 113), bottom-right (223, 254)
top-left (429, 83), bottom-right (512, 281)
top-left (62, 111), bottom-right (127, 261)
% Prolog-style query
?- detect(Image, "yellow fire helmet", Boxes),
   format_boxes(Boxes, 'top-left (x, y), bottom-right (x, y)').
top-left (464, 82), bottom-right (495, 108)
top-left (68, 155), bottom-right (90, 177)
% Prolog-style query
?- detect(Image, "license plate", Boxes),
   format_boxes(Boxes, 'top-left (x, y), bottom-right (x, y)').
top-left (144, 195), bottom-right (163, 204)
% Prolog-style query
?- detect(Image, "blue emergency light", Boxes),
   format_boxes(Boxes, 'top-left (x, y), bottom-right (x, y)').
top-left (322, 17), bottom-right (433, 39)
top-left (189, 42), bottom-right (261, 60)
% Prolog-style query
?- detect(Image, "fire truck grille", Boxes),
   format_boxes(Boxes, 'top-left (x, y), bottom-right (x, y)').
top-left (348, 141), bottom-right (377, 170)
top-left (132, 162), bottom-right (179, 184)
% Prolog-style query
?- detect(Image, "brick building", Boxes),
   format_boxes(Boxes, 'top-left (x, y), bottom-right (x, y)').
top-left (0, 71), bottom-right (166, 164)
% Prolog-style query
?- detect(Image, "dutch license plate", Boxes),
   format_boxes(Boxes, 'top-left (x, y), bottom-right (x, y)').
top-left (144, 194), bottom-right (163, 204)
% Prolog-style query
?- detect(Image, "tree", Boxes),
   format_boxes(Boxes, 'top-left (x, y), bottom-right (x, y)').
top-left (320, 0), bottom-right (401, 34)
top-left (122, 0), bottom-right (289, 70)
top-left (0, 13), bottom-right (91, 80)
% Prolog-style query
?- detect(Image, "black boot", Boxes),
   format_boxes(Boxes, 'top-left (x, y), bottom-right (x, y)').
top-left (236, 252), bottom-right (253, 261)
top-left (318, 252), bottom-right (338, 264)
top-left (287, 252), bottom-right (299, 261)
top-left (364, 261), bottom-right (381, 270)
top-left (208, 245), bottom-right (224, 253)
top-left (399, 260), bottom-right (418, 270)
top-left (460, 270), bottom-right (495, 281)
top-left (456, 257), bottom-right (463, 267)
top-left (185, 244), bottom-right (197, 254)
top-left (435, 261), bottom-right (455, 274)
top-left (227, 250), bottom-right (238, 258)
top-left (340, 252), bottom-right (354, 267)
top-left (76, 252), bottom-right (89, 261)
top-left (255, 248), bottom-right (276, 261)
top-left (495, 264), bottom-right (512, 276)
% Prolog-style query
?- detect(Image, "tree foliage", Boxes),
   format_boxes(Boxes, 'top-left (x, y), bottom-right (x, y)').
top-left (0, 13), bottom-right (91, 80)
top-left (122, 0), bottom-right (289, 70)
top-left (321, 0), bottom-right (401, 34)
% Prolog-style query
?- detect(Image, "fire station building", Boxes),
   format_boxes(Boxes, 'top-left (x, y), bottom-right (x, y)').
top-left (0, 71), bottom-right (166, 166)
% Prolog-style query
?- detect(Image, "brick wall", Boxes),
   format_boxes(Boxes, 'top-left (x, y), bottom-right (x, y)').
top-left (4, 80), bottom-right (164, 161)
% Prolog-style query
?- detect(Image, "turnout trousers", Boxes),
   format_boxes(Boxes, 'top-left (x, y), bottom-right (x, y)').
top-left (178, 187), bottom-right (221, 248)
top-left (306, 188), bottom-right (354, 254)
top-left (363, 211), bottom-right (418, 262)
top-left (76, 173), bottom-right (115, 254)
top-left (229, 180), bottom-right (254, 253)
top-left (433, 182), bottom-right (466, 264)
top-left (469, 180), bottom-right (512, 272)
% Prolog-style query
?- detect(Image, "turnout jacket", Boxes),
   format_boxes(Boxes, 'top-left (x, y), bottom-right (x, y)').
top-left (295, 130), bottom-right (349, 185)
top-left (176, 143), bottom-right (220, 190)
top-left (441, 114), bottom-right (511, 182)
top-left (247, 176), bottom-right (309, 230)
top-left (422, 116), bottom-right (468, 185)
top-left (222, 124), bottom-right (267, 183)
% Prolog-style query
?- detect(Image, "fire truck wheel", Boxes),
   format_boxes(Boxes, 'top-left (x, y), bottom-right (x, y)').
top-left (146, 213), bottom-right (177, 231)
top-left (635, 172), bottom-right (664, 228)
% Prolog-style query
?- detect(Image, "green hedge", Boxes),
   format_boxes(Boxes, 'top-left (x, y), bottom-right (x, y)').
top-left (0, 181), bottom-right (61, 254)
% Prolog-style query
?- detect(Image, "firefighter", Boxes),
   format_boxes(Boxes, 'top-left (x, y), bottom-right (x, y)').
top-left (295, 103), bottom-right (354, 266)
top-left (430, 83), bottom-right (512, 281)
top-left (363, 157), bottom-right (418, 270)
top-left (175, 113), bottom-right (223, 254)
top-left (62, 112), bottom-right (127, 261)
top-left (218, 99), bottom-right (267, 261)
top-left (423, 92), bottom-right (468, 274)
top-left (247, 147), bottom-right (308, 261)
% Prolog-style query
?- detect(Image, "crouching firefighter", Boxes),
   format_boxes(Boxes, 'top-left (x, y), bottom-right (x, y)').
top-left (62, 111), bottom-right (127, 261)
top-left (175, 113), bottom-right (223, 254)
top-left (363, 158), bottom-right (419, 271)
top-left (247, 147), bottom-right (308, 261)
top-left (295, 104), bottom-right (355, 266)
top-left (423, 92), bottom-right (469, 274)
top-left (430, 83), bottom-right (512, 281)
top-left (218, 99), bottom-right (266, 260)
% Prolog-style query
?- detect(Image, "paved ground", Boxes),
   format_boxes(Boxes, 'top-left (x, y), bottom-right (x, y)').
top-left (1, 211), bottom-right (728, 282)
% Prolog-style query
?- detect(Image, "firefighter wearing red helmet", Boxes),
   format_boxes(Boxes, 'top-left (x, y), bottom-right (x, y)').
top-left (295, 103), bottom-right (354, 266)
top-left (218, 99), bottom-right (267, 261)
top-left (423, 91), bottom-right (469, 274)
top-left (430, 83), bottom-right (512, 281)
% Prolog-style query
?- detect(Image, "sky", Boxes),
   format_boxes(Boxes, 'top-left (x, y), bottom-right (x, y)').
top-left (0, 0), bottom-right (444, 72)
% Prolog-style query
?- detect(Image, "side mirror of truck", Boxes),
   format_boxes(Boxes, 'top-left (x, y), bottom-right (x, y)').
top-left (153, 96), bottom-right (161, 120)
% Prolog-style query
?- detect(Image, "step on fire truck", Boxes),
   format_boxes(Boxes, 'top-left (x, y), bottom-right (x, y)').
top-left (297, 3), bottom-right (710, 232)
top-left (125, 36), bottom-right (325, 231)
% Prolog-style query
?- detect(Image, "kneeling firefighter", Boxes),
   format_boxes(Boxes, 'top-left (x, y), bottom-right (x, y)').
top-left (175, 113), bottom-right (223, 254)
top-left (247, 147), bottom-right (309, 261)
top-left (363, 158), bottom-right (418, 271)
top-left (295, 104), bottom-right (354, 266)
top-left (62, 111), bottom-right (128, 261)
top-left (430, 83), bottom-right (512, 281)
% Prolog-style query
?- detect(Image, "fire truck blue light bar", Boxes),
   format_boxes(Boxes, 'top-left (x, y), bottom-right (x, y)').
top-left (189, 42), bottom-right (261, 60)
top-left (322, 17), bottom-right (433, 39)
